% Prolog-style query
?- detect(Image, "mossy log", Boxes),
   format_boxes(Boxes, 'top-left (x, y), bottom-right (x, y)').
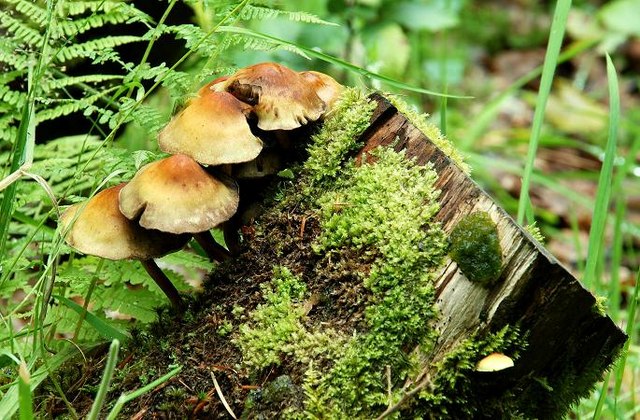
top-left (358, 94), bottom-right (627, 416)
top-left (57, 92), bottom-right (627, 419)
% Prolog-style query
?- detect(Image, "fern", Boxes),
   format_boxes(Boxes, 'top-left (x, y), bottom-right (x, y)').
top-left (0, 0), bottom-right (345, 369)
top-left (239, 4), bottom-right (337, 26)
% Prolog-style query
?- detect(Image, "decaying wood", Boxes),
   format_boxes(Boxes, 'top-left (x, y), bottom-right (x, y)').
top-left (358, 94), bottom-right (627, 416)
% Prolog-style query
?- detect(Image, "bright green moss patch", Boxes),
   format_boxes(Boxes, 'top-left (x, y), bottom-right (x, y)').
top-left (416, 325), bottom-right (525, 418)
top-left (304, 88), bottom-right (376, 188)
top-left (386, 93), bottom-right (470, 174)
top-left (305, 147), bottom-right (448, 416)
top-left (235, 267), bottom-right (347, 371)
top-left (450, 211), bottom-right (503, 287)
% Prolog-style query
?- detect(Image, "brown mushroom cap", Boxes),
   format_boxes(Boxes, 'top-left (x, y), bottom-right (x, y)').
top-left (299, 71), bottom-right (344, 115)
top-left (118, 154), bottom-right (240, 234)
top-left (158, 89), bottom-right (263, 166)
top-left (217, 62), bottom-right (326, 131)
top-left (60, 183), bottom-right (189, 260)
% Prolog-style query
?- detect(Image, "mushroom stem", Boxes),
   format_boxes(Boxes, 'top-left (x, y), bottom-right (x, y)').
top-left (223, 221), bottom-right (242, 256)
top-left (194, 231), bottom-right (232, 262)
top-left (140, 259), bottom-right (183, 309)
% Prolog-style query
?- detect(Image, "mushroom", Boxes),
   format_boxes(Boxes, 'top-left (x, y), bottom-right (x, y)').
top-left (60, 183), bottom-right (190, 308)
top-left (475, 353), bottom-right (515, 372)
top-left (232, 148), bottom-right (282, 179)
top-left (216, 62), bottom-right (326, 131)
top-left (118, 154), bottom-right (239, 261)
top-left (299, 70), bottom-right (344, 117)
top-left (158, 88), bottom-right (263, 166)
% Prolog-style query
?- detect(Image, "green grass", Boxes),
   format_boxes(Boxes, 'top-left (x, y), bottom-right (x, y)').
top-left (517, 0), bottom-right (573, 226)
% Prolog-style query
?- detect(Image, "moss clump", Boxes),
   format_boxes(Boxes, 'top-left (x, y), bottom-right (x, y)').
top-left (306, 147), bottom-right (448, 416)
top-left (449, 211), bottom-right (503, 287)
top-left (386, 94), bottom-right (470, 174)
top-left (235, 266), bottom-right (346, 370)
top-left (304, 88), bottom-right (377, 188)
top-left (417, 326), bottom-right (526, 418)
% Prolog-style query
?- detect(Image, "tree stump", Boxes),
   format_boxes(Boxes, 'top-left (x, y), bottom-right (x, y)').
top-left (358, 94), bottom-right (627, 417)
top-left (54, 91), bottom-right (627, 419)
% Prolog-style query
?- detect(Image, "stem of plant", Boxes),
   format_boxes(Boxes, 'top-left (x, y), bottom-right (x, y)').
top-left (139, 259), bottom-right (182, 309)
top-left (194, 231), bottom-right (231, 262)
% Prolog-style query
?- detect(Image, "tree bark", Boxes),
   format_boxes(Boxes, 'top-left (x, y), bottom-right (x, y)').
top-left (359, 94), bottom-right (627, 416)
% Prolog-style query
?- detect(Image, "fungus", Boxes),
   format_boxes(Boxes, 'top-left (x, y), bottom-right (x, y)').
top-left (299, 70), bottom-right (344, 116)
top-left (232, 149), bottom-right (282, 179)
top-left (118, 154), bottom-right (239, 261)
top-left (158, 89), bottom-right (262, 166)
top-left (217, 62), bottom-right (326, 131)
top-left (475, 352), bottom-right (515, 372)
top-left (60, 183), bottom-right (190, 308)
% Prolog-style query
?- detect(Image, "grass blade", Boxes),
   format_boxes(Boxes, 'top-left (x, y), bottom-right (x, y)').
top-left (517, 0), bottom-right (572, 225)
top-left (0, 345), bottom-right (82, 419)
top-left (218, 26), bottom-right (471, 99)
top-left (54, 295), bottom-right (130, 342)
top-left (582, 54), bottom-right (619, 289)
top-left (87, 339), bottom-right (120, 420)
top-left (18, 362), bottom-right (33, 420)
top-left (106, 365), bottom-right (182, 420)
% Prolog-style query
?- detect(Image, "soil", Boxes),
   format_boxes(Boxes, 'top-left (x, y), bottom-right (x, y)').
top-left (44, 174), bottom-right (374, 419)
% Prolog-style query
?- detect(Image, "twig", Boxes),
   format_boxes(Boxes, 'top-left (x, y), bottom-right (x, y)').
top-left (385, 365), bottom-right (392, 409)
top-left (375, 371), bottom-right (433, 420)
top-left (211, 371), bottom-right (237, 419)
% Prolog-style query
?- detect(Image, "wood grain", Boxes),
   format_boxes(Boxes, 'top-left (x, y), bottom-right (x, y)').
top-left (358, 94), bottom-right (626, 417)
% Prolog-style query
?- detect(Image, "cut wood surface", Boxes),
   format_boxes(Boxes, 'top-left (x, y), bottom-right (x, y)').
top-left (359, 94), bottom-right (627, 415)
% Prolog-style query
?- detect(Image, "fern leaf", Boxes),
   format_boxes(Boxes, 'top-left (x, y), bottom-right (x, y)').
top-left (239, 5), bottom-right (337, 26)
top-left (0, 85), bottom-right (27, 108)
top-left (55, 35), bottom-right (144, 62)
top-left (166, 24), bottom-right (218, 53)
top-left (40, 74), bottom-right (123, 92)
top-left (129, 103), bottom-right (168, 136)
top-left (61, 1), bottom-right (127, 16)
top-left (36, 90), bottom-right (114, 123)
top-left (0, 42), bottom-right (29, 68)
top-left (9, 0), bottom-right (49, 28)
top-left (0, 11), bottom-right (45, 46)
top-left (58, 5), bottom-right (152, 37)
top-left (0, 119), bottom-right (18, 144)
top-left (229, 33), bottom-right (310, 59)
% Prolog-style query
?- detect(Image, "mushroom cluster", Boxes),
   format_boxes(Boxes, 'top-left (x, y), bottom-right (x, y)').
top-left (59, 62), bottom-right (343, 307)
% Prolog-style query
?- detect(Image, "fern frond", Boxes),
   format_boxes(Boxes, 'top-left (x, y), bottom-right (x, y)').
top-left (61, 1), bottom-right (129, 16)
top-left (0, 119), bottom-right (18, 144)
top-left (37, 90), bottom-right (116, 123)
top-left (0, 85), bottom-right (27, 108)
top-left (239, 5), bottom-right (337, 26)
top-left (129, 103), bottom-right (168, 136)
top-left (0, 10), bottom-right (45, 46)
top-left (55, 35), bottom-right (144, 62)
top-left (166, 24), bottom-right (218, 53)
top-left (0, 42), bottom-right (30, 68)
top-left (40, 74), bottom-right (123, 92)
top-left (227, 33), bottom-right (310, 59)
top-left (58, 10), bottom-right (134, 36)
top-left (9, 0), bottom-right (49, 28)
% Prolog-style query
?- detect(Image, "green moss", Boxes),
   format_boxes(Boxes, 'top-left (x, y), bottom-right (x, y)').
top-left (304, 88), bottom-right (377, 189)
top-left (235, 267), bottom-right (347, 371)
top-left (525, 222), bottom-right (545, 243)
top-left (416, 325), bottom-right (526, 417)
top-left (593, 295), bottom-right (607, 316)
top-left (449, 211), bottom-right (503, 287)
top-left (304, 147), bottom-right (448, 416)
top-left (386, 94), bottom-right (470, 174)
